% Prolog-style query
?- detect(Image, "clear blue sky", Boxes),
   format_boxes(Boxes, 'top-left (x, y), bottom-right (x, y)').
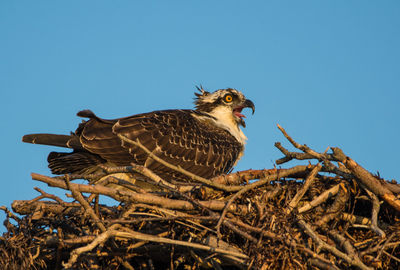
top-left (1, 1), bottom-right (399, 232)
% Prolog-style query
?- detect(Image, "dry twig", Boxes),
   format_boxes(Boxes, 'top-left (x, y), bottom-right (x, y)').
top-left (1, 124), bottom-right (399, 269)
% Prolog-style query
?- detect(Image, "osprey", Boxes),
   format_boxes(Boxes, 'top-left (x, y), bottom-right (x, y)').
top-left (22, 87), bottom-right (255, 182)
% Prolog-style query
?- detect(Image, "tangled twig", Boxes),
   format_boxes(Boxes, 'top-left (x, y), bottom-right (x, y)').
top-left (1, 124), bottom-right (399, 269)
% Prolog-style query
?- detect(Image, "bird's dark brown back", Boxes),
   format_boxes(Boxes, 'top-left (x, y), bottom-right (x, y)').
top-left (77, 109), bottom-right (243, 181)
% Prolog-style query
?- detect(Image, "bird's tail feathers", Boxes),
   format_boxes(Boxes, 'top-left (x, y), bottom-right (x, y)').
top-left (22, 133), bottom-right (83, 149)
top-left (47, 151), bottom-right (105, 174)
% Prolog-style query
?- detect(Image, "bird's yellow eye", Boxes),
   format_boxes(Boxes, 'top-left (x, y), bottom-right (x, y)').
top-left (224, 94), bottom-right (233, 103)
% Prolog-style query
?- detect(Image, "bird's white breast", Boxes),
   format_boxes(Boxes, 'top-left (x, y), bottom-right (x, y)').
top-left (193, 107), bottom-right (247, 145)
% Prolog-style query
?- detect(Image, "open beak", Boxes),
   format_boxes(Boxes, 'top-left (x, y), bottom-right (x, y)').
top-left (233, 99), bottom-right (255, 128)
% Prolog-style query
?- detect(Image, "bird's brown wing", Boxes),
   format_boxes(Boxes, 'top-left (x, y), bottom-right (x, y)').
top-left (79, 110), bottom-right (243, 181)
top-left (77, 112), bottom-right (134, 165)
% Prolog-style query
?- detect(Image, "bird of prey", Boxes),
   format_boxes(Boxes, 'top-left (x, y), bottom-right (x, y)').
top-left (22, 87), bottom-right (255, 182)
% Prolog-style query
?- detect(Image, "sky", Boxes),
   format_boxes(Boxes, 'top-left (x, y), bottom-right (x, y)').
top-left (1, 1), bottom-right (399, 232)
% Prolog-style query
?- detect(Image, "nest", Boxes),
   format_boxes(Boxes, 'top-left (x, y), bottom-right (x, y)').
top-left (1, 125), bottom-right (400, 269)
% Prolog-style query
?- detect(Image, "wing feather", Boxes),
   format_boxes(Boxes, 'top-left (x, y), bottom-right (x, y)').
top-left (77, 109), bottom-right (243, 181)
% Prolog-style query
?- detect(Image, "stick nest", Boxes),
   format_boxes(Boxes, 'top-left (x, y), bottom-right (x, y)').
top-left (1, 125), bottom-right (400, 269)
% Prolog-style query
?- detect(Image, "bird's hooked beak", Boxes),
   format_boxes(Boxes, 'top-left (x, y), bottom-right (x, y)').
top-left (233, 99), bottom-right (255, 128)
top-left (243, 99), bottom-right (255, 115)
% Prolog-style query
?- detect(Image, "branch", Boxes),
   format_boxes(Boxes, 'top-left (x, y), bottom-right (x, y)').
top-left (285, 163), bottom-right (322, 214)
top-left (298, 184), bottom-right (340, 213)
top-left (31, 173), bottom-right (249, 213)
top-left (298, 219), bottom-right (372, 270)
top-left (332, 147), bottom-right (400, 212)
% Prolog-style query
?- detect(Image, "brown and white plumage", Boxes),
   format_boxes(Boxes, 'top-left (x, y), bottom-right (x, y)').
top-left (22, 87), bottom-right (255, 182)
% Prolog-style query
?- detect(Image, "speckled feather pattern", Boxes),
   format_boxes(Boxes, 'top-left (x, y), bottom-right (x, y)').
top-left (74, 109), bottom-right (244, 181)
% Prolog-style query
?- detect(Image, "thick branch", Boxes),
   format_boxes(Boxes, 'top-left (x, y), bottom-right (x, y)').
top-left (332, 147), bottom-right (400, 212)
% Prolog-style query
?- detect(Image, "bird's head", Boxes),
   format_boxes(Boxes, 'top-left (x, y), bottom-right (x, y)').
top-left (194, 86), bottom-right (255, 128)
